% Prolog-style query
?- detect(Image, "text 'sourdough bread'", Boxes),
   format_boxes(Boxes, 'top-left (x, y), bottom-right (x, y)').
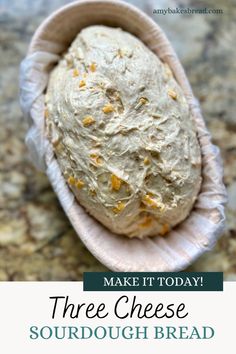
top-left (45, 25), bottom-right (202, 238)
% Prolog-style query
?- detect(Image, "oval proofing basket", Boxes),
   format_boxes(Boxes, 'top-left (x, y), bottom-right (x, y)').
top-left (19, 0), bottom-right (227, 271)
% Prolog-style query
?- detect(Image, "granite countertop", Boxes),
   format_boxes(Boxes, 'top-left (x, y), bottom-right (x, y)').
top-left (0, 0), bottom-right (235, 280)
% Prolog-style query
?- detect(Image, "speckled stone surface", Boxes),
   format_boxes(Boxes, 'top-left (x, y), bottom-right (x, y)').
top-left (0, 0), bottom-right (235, 280)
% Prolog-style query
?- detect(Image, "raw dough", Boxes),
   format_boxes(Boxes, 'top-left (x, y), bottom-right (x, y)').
top-left (45, 25), bottom-right (202, 238)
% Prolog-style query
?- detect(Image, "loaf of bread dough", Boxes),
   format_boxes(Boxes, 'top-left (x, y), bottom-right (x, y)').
top-left (45, 25), bottom-right (202, 238)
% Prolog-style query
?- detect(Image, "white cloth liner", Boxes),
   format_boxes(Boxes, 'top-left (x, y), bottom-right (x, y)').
top-left (19, 0), bottom-right (227, 271)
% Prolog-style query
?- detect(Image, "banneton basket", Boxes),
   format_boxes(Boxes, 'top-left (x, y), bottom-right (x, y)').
top-left (19, 0), bottom-right (227, 271)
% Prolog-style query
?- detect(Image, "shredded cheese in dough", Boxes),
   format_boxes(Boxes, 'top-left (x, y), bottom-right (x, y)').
top-left (45, 25), bottom-right (202, 238)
